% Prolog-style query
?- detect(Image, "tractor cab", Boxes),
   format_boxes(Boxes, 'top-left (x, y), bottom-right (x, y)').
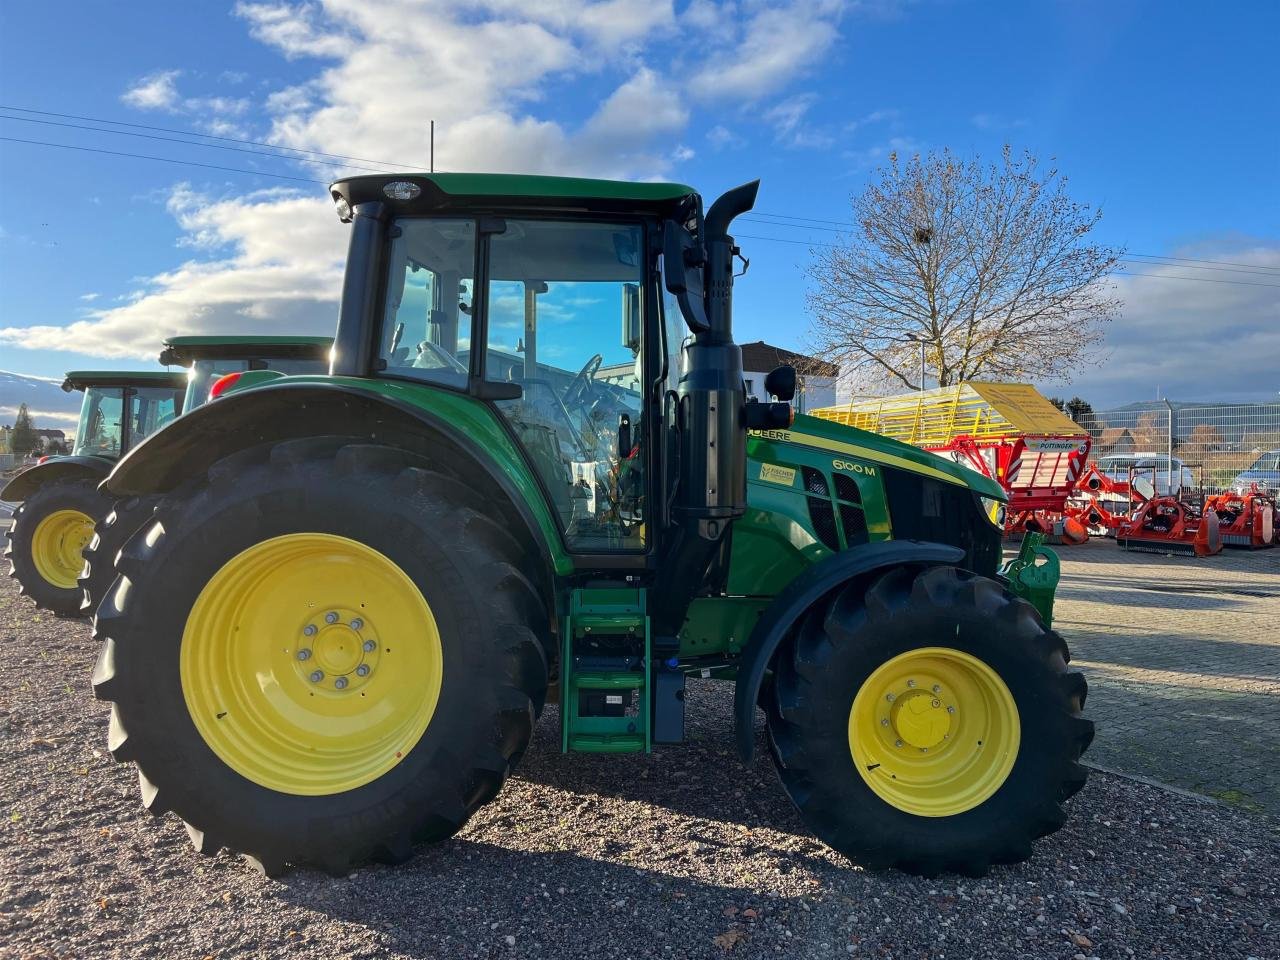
top-left (159, 335), bottom-right (333, 411)
top-left (62, 371), bottom-right (187, 461)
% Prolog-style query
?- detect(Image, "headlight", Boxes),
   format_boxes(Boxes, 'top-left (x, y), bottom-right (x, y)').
top-left (979, 495), bottom-right (1006, 529)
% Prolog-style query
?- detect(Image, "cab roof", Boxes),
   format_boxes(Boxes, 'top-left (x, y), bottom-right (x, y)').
top-left (62, 370), bottom-right (188, 392)
top-left (330, 172), bottom-right (699, 222)
top-left (158, 335), bottom-right (333, 366)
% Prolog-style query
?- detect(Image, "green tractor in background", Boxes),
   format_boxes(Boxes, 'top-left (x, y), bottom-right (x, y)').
top-left (4, 336), bottom-right (332, 617)
top-left (90, 173), bottom-right (1091, 878)
top-left (4, 371), bottom-right (186, 615)
top-left (77, 335), bottom-right (333, 614)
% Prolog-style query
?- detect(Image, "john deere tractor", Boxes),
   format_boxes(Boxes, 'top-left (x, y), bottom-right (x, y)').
top-left (90, 173), bottom-right (1091, 877)
top-left (76, 334), bottom-right (333, 614)
top-left (4, 371), bottom-right (185, 615)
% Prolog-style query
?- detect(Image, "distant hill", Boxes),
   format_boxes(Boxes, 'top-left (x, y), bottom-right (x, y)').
top-left (0, 371), bottom-right (82, 430)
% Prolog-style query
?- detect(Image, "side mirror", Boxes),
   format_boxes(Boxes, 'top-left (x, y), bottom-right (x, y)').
top-left (765, 364), bottom-right (796, 402)
top-left (663, 221), bottom-right (709, 333)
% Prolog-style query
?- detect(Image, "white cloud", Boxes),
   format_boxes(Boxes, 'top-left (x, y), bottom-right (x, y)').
top-left (122, 70), bottom-right (182, 110)
top-left (0, 186), bottom-right (346, 359)
top-left (763, 92), bottom-right (833, 148)
top-left (79, 292), bottom-right (100, 301)
top-left (688, 0), bottom-right (847, 101)
top-left (1053, 244), bottom-right (1280, 406)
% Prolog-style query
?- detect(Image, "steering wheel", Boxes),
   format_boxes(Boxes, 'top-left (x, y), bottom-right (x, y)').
top-left (562, 353), bottom-right (603, 409)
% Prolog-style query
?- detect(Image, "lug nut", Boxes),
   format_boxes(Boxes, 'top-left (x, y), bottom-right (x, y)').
top-left (920, 747), bottom-right (928, 753)
top-left (350, 618), bottom-right (364, 630)
top-left (335, 677), bottom-right (349, 690)
top-left (947, 706), bottom-right (956, 714)
top-left (303, 624), bottom-right (317, 637)
top-left (885, 693), bottom-right (895, 702)
top-left (906, 679), bottom-right (916, 688)
top-left (894, 739), bottom-right (903, 748)
top-left (297, 649), bottom-right (312, 661)
top-left (356, 664), bottom-right (370, 677)
top-left (931, 699), bottom-right (941, 708)
top-left (309, 670), bottom-right (324, 683)
top-left (363, 639), bottom-right (376, 652)
top-left (932, 684), bottom-right (941, 693)
top-left (325, 611), bottom-right (339, 624)
top-left (880, 717), bottom-right (889, 726)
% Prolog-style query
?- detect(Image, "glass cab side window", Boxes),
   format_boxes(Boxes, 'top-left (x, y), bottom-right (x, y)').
top-left (486, 220), bottom-right (647, 552)
top-left (73, 388), bottom-right (124, 457)
top-left (377, 219), bottom-right (476, 389)
top-left (128, 387), bottom-right (182, 448)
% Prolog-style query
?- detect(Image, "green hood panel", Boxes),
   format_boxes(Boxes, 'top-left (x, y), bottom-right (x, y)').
top-left (750, 414), bottom-right (1005, 500)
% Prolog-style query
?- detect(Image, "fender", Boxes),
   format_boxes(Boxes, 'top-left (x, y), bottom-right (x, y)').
top-left (733, 539), bottom-right (965, 762)
top-left (1, 455), bottom-right (115, 502)
top-left (103, 379), bottom-right (568, 576)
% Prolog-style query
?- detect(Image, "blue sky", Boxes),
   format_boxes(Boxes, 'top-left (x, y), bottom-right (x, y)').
top-left (1, 0), bottom-right (1277, 409)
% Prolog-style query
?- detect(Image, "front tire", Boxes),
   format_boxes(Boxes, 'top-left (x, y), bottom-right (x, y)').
top-left (92, 439), bottom-right (549, 875)
top-left (766, 564), bottom-right (1092, 876)
top-left (6, 478), bottom-right (108, 616)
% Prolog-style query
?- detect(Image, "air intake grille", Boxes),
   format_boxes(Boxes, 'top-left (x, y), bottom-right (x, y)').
top-left (833, 473), bottom-right (869, 547)
top-left (802, 467), bottom-right (840, 550)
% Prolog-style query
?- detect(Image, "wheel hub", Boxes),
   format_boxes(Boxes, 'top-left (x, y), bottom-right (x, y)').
top-left (293, 608), bottom-right (381, 693)
top-left (889, 688), bottom-right (952, 749)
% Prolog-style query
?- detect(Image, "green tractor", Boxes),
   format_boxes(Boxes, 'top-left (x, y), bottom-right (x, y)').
top-left (91, 173), bottom-right (1091, 877)
top-left (4, 371), bottom-right (186, 615)
top-left (77, 335), bottom-right (333, 614)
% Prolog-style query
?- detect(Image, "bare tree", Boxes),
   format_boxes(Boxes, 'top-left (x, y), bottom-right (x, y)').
top-left (807, 147), bottom-right (1122, 392)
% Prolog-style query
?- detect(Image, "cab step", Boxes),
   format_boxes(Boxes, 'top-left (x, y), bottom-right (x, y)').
top-left (561, 588), bottom-right (650, 754)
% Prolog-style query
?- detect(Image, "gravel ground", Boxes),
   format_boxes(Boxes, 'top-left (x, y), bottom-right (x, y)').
top-left (2, 571), bottom-right (1278, 960)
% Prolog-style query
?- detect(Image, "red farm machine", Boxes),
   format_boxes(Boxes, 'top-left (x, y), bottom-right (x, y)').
top-left (814, 383), bottom-right (1091, 543)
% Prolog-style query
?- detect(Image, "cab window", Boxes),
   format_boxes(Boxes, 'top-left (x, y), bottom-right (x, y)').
top-left (485, 220), bottom-right (647, 552)
top-left (127, 387), bottom-right (182, 448)
top-left (376, 219), bottom-right (476, 389)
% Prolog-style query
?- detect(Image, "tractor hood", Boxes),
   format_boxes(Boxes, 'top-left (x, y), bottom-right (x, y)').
top-left (753, 414), bottom-right (1006, 500)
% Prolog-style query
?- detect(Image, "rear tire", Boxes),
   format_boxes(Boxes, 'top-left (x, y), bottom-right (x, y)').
top-left (78, 495), bottom-right (158, 618)
top-left (92, 439), bottom-right (549, 874)
top-left (6, 478), bottom-right (108, 616)
top-left (766, 564), bottom-right (1092, 876)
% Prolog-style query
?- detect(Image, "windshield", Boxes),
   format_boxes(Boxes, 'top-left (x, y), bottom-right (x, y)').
top-left (73, 387), bottom-right (124, 457)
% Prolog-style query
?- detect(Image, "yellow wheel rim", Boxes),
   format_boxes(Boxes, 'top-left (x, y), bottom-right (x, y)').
top-left (31, 508), bottom-right (96, 590)
top-left (180, 533), bottom-right (443, 796)
top-left (848, 647), bottom-right (1020, 817)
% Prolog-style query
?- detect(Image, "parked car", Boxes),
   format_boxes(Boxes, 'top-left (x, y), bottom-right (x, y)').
top-left (1232, 450), bottom-right (1280, 496)
top-left (1093, 452), bottom-right (1196, 499)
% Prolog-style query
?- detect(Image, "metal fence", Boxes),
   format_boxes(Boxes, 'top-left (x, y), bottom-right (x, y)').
top-left (1075, 402), bottom-right (1280, 495)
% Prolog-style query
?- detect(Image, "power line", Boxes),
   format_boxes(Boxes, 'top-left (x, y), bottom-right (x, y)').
top-left (3, 131), bottom-right (1276, 292)
top-left (0, 113), bottom-right (392, 173)
top-left (0, 104), bottom-right (419, 170)
top-left (734, 234), bottom-right (1280, 288)
top-left (0, 136), bottom-right (327, 184)
top-left (747, 212), bottom-right (1280, 273)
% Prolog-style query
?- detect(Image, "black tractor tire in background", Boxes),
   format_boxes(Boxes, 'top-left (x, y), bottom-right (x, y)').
top-left (766, 564), bottom-right (1093, 877)
top-left (92, 438), bottom-right (550, 875)
top-left (5, 478), bottom-right (110, 617)
top-left (78, 495), bottom-right (159, 618)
